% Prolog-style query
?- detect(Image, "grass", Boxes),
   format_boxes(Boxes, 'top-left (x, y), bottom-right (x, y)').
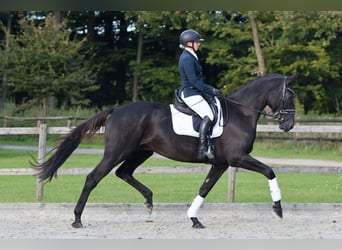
top-left (0, 150), bottom-right (202, 169)
top-left (1, 172), bottom-right (342, 203)
top-left (0, 150), bottom-right (104, 169)
top-left (0, 135), bottom-right (341, 204)
top-left (251, 138), bottom-right (342, 161)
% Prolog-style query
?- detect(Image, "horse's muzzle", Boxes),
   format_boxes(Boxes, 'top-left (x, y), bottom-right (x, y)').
top-left (279, 116), bottom-right (294, 132)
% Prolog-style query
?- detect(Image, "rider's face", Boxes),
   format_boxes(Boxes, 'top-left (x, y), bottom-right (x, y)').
top-left (187, 41), bottom-right (200, 52)
top-left (193, 41), bottom-right (200, 51)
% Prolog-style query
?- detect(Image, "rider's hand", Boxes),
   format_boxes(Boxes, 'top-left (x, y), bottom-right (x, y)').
top-left (212, 88), bottom-right (221, 96)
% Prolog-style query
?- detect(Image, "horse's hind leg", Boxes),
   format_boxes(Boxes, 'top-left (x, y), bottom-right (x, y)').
top-left (115, 150), bottom-right (154, 213)
top-left (72, 156), bottom-right (119, 228)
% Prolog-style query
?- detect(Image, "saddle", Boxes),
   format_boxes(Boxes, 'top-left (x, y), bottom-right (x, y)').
top-left (173, 89), bottom-right (218, 132)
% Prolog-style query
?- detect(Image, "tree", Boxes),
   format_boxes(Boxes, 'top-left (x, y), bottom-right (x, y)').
top-left (69, 11), bottom-right (133, 107)
top-left (263, 11), bottom-right (342, 113)
top-left (1, 14), bottom-right (98, 115)
top-left (205, 11), bottom-right (342, 114)
top-left (203, 11), bottom-right (257, 92)
top-left (1, 11), bottom-right (341, 114)
top-left (249, 12), bottom-right (265, 76)
top-left (125, 11), bottom-right (183, 103)
top-left (0, 12), bottom-right (11, 109)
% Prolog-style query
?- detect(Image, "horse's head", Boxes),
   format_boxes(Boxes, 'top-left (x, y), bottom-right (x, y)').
top-left (269, 74), bottom-right (297, 132)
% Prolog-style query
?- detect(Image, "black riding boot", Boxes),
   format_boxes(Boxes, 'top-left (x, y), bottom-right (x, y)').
top-left (198, 116), bottom-right (214, 160)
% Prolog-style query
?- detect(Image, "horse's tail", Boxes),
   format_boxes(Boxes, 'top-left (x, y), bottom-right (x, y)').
top-left (32, 108), bottom-right (114, 182)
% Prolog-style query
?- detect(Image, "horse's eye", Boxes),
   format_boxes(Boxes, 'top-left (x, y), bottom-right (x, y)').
top-left (286, 88), bottom-right (295, 97)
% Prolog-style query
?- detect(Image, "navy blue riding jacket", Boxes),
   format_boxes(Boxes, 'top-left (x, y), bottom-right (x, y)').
top-left (178, 50), bottom-right (216, 98)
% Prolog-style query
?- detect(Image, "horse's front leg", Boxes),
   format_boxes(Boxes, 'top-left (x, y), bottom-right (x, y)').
top-left (187, 164), bottom-right (228, 228)
top-left (234, 154), bottom-right (283, 218)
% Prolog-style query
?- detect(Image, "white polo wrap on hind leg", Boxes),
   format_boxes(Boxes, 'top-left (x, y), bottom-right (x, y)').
top-left (268, 178), bottom-right (281, 201)
top-left (187, 195), bottom-right (204, 218)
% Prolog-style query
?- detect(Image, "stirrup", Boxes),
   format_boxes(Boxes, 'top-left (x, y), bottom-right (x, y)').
top-left (206, 148), bottom-right (215, 159)
top-left (198, 146), bottom-right (215, 160)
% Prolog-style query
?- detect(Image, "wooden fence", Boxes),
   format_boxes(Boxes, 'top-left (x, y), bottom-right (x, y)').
top-left (2, 115), bottom-right (86, 128)
top-left (0, 122), bottom-right (342, 202)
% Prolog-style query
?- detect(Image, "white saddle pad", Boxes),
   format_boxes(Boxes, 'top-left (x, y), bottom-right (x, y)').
top-left (169, 97), bottom-right (224, 138)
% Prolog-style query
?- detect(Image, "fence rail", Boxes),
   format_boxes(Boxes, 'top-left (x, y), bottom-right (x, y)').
top-left (1, 123), bottom-right (341, 202)
top-left (0, 126), bottom-right (105, 135)
top-left (1, 124), bottom-right (341, 135)
top-left (2, 115), bottom-right (87, 128)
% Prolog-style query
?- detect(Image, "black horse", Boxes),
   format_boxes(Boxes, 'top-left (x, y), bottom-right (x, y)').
top-left (34, 73), bottom-right (297, 229)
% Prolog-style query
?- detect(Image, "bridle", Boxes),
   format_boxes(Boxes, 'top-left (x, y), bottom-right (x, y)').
top-left (221, 76), bottom-right (295, 125)
top-left (272, 76), bottom-right (296, 121)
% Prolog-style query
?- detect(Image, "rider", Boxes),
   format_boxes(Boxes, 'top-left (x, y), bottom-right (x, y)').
top-left (178, 29), bottom-right (221, 160)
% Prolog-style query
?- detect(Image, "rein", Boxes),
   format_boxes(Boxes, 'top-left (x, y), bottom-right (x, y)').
top-left (220, 76), bottom-right (295, 124)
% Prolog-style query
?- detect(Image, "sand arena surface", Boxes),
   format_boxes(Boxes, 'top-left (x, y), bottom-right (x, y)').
top-left (1, 202), bottom-right (342, 239)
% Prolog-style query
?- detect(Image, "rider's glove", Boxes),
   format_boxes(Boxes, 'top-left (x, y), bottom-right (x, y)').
top-left (212, 88), bottom-right (221, 96)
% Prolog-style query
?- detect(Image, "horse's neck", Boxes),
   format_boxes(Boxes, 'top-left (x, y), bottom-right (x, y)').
top-left (228, 81), bottom-right (275, 130)
top-left (231, 84), bottom-right (267, 112)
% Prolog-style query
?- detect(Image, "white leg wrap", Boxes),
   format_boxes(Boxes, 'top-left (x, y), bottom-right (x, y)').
top-left (187, 195), bottom-right (204, 218)
top-left (268, 178), bottom-right (281, 202)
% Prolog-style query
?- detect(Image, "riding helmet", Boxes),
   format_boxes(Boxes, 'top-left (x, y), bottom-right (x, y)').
top-left (179, 29), bottom-right (204, 46)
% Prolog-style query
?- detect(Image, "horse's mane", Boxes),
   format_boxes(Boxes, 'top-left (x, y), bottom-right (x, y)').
top-left (227, 73), bottom-right (283, 97)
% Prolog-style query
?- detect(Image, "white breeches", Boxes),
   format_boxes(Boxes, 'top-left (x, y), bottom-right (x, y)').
top-left (181, 93), bottom-right (214, 121)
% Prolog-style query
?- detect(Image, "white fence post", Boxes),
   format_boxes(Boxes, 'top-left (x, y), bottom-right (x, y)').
top-left (227, 167), bottom-right (237, 202)
top-left (36, 123), bottom-right (47, 202)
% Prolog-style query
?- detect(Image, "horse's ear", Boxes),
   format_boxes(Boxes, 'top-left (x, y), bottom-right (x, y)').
top-left (287, 73), bottom-right (298, 86)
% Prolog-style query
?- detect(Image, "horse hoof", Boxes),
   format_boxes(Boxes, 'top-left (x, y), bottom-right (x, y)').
top-left (191, 217), bottom-right (206, 229)
top-left (272, 205), bottom-right (283, 218)
top-left (144, 202), bottom-right (153, 214)
top-left (192, 222), bottom-right (206, 229)
top-left (72, 221), bottom-right (83, 228)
